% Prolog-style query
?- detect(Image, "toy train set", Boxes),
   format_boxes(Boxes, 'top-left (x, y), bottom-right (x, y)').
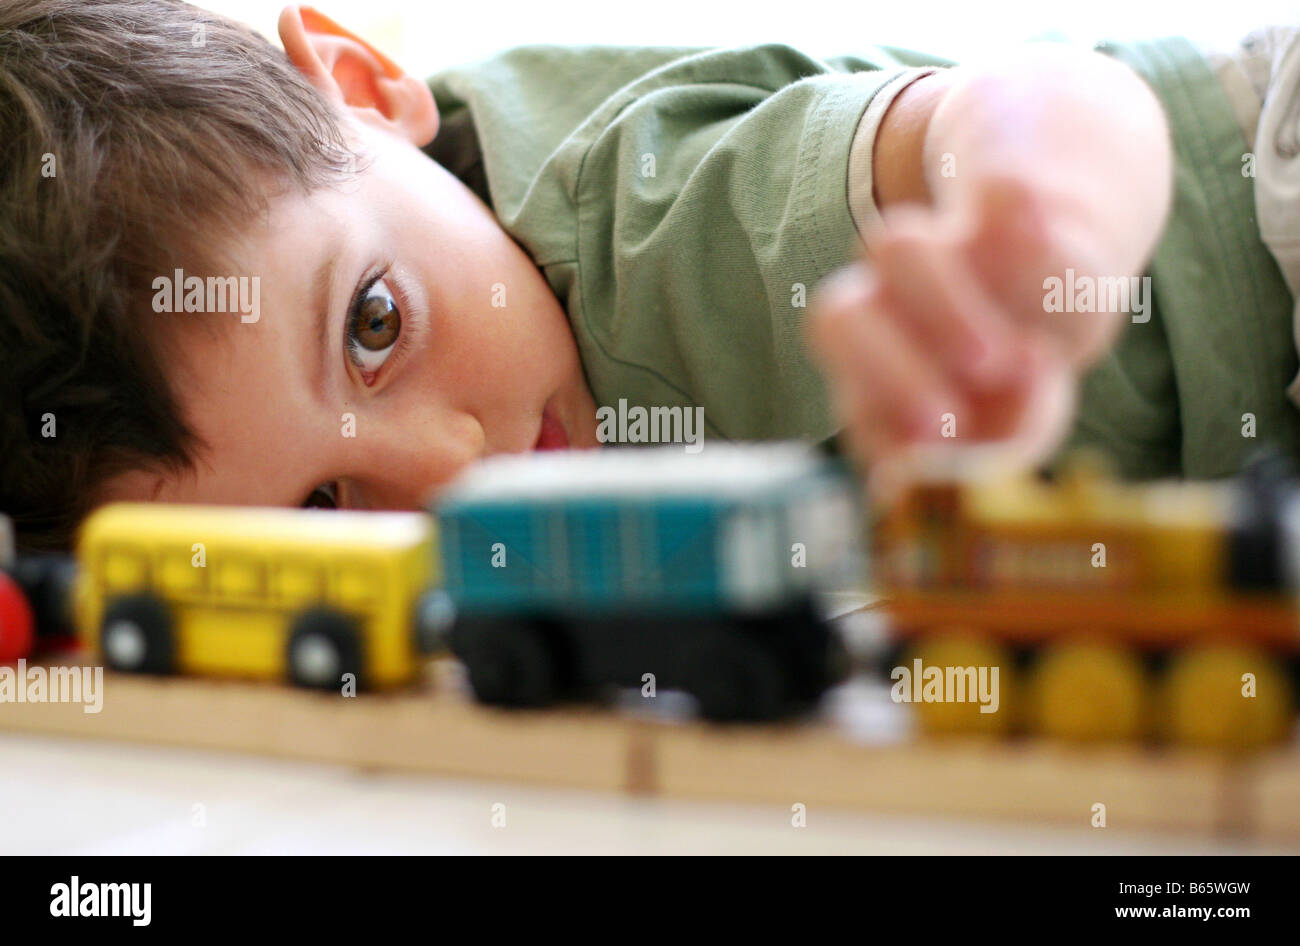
top-left (1, 442), bottom-right (1297, 745)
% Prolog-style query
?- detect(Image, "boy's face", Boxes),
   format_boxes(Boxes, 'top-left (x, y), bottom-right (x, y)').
top-left (99, 7), bottom-right (598, 512)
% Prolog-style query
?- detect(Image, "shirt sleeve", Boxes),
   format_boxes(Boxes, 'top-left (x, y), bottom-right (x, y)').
top-left (846, 67), bottom-right (944, 237)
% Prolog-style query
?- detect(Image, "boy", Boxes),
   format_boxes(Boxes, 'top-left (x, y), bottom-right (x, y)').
top-left (0, 0), bottom-right (1278, 553)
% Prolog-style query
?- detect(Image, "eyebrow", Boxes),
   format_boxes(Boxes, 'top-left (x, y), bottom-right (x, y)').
top-left (309, 247), bottom-right (339, 404)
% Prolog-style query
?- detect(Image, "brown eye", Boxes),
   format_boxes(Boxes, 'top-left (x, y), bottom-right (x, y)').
top-left (355, 294), bottom-right (399, 350)
top-left (346, 277), bottom-right (401, 375)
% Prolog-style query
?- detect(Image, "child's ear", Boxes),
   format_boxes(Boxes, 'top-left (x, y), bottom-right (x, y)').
top-left (278, 5), bottom-right (438, 147)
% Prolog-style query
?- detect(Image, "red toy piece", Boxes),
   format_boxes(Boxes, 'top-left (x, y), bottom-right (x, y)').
top-left (0, 570), bottom-right (35, 662)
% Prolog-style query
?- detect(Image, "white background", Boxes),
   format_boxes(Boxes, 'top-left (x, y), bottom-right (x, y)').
top-left (206, 0), bottom-right (1299, 76)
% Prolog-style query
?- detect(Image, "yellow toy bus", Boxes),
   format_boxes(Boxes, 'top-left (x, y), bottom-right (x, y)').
top-left (76, 504), bottom-right (449, 690)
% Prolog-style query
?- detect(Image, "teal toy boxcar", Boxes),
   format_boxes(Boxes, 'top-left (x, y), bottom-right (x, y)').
top-left (430, 443), bottom-right (862, 720)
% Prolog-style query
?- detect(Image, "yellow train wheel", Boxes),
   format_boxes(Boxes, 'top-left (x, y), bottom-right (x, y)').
top-left (1026, 641), bottom-right (1147, 743)
top-left (897, 632), bottom-right (1014, 737)
top-left (1160, 645), bottom-right (1293, 751)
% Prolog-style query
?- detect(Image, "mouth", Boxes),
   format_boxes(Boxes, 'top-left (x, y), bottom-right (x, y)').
top-left (533, 405), bottom-right (570, 451)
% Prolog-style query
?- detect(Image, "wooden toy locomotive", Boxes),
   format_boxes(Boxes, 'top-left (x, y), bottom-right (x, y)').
top-left (432, 444), bottom-right (862, 720)
top-left (873, 450), bottom-right (1300, 748)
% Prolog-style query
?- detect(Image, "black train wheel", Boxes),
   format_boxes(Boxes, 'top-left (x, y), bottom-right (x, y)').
top-left (286, 608), bottom-right (363, 691)
top-left (454, 618), bottom-right (557, 708)
top-left (686, 634), bottom-right (788, 722)
top-left (100, 593), bottom-right (174, 675)
top-left (749, 605), bottom-right (846, 703)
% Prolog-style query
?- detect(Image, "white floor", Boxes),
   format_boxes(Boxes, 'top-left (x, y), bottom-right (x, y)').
top-left (2, 733), bottom-right (1293, 855)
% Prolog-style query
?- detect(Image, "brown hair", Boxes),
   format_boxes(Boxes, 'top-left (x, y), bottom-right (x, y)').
top-left (0, 0), bottom-right (352, 551)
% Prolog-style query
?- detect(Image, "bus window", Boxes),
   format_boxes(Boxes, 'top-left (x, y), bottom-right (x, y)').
top-left (101, 547), bottom-right (147, 591)
top-left (215, 557), bottom-right (264, 599)
top-left (272, 561), bottom-right (322, 603)
top-left (335, 559), bottom-right (381, 607)
top-left (158, 550), bottom-right (205, 595)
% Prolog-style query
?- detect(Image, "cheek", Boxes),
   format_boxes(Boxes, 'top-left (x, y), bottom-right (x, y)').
top-left (430, 260), bottom-right (562, 383)
top-left (485, 260), bottom-right (579, 377)
top-left (461, 289), bottom-right (573, 398)
top-left (385, 167), bottom-right (578, 407)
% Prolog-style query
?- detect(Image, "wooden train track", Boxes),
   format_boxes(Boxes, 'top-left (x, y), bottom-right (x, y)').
top-left (2, 657), bottom-right (1298, 842)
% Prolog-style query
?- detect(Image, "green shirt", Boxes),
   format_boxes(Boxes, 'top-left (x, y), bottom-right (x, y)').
top-left (427, 40), bottom-right (1300, 477)
top-left (426, 43), bottom-right (950, 443)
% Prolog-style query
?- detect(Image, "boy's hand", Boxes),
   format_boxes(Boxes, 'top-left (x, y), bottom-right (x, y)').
top-left (810, 50), bottom-right (1173, 496)
top-left (811, 174), bottom-right (1109, 486)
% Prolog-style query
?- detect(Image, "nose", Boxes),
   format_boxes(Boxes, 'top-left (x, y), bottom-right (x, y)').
top-left (351, 410), bottom-right (486, 510)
